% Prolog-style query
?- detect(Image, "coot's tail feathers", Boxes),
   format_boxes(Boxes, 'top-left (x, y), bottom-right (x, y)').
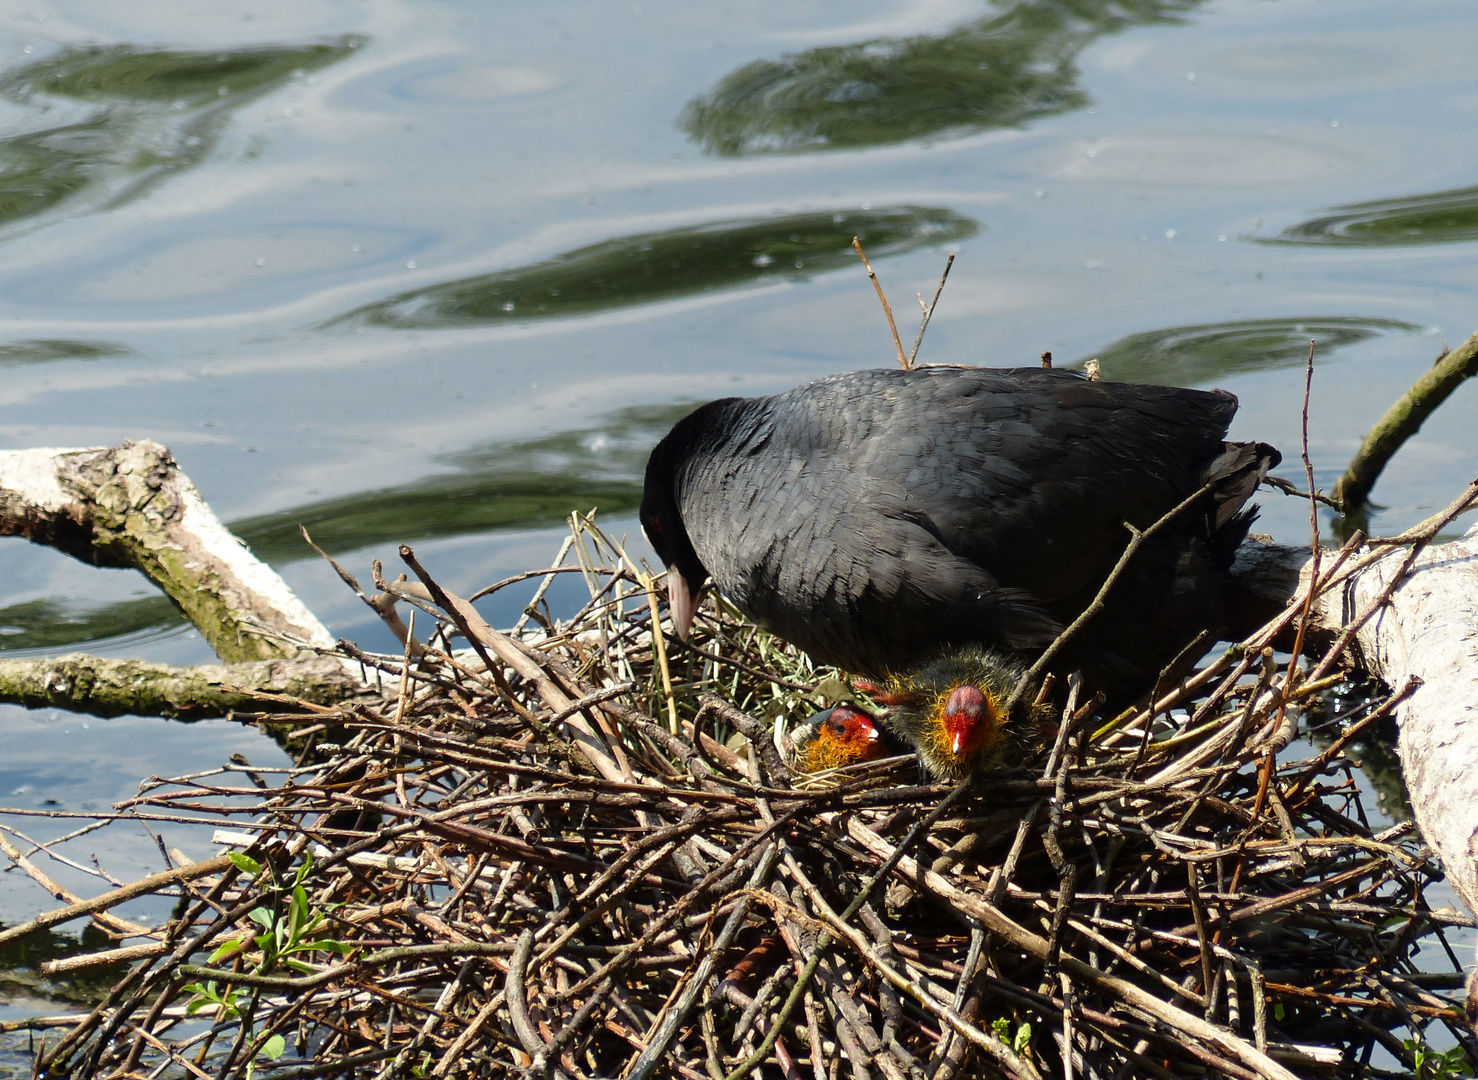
top-left (1205, 440), bottom-right (1282, 533)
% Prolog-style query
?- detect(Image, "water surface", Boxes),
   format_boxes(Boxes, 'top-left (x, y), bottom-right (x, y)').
top-left (0, 0), bottom-right (1475, 1025)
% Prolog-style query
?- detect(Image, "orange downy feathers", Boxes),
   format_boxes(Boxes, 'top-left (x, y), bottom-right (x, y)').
top-left (863, 647), bottom-right (1051, 781)
top-left (791, 704), bottom-right (887, 773)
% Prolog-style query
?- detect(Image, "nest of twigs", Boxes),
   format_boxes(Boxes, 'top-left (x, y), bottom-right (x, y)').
top-left (27, 514), bottom-right (1476, 1079)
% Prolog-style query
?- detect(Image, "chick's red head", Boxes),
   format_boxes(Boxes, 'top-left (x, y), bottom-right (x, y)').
top-left (793, 704), bottom-right (884, 772)
top-left (941, 683), bottom-right (993, 757)
top-left (865, 647), bottom-right (1031, 781)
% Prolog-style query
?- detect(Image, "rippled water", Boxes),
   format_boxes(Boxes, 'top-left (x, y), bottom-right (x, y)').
top-left (0, 0), bottom-right (1474, 1032)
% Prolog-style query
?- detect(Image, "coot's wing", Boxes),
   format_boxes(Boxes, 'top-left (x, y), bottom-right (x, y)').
top-left (850, 368), bottom-right (1238, 604)
top-left (718, 489), bottom-right (1065, 673)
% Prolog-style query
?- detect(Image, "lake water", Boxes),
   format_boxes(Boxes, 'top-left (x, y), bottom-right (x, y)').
top-left (0, 0), bottom-right (1475, 1033)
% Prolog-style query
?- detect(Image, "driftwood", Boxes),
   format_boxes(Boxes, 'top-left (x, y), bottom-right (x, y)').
top-left (1311, 526), bottom-right (1478, 925)
top-left (1228, 512), bottom-right (1478, 947)
top-left (0, 441), bottom-right (367, 716)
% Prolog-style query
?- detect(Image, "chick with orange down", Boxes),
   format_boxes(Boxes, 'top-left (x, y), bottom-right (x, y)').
top-left (858, 647), bottom-right (1053, 781)
top-left (790, 703), bottom-right (891, 773)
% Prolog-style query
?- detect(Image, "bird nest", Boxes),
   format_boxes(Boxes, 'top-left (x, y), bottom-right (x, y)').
top-left (30, 515), bottom-right (1475, 1080)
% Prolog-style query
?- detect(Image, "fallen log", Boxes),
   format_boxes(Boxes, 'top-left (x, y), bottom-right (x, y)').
top-left (0, 440), bottom-right (362, 712)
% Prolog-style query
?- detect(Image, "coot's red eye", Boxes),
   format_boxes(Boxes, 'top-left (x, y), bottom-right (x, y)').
top-left (650, 517), bottom-right (663, 535)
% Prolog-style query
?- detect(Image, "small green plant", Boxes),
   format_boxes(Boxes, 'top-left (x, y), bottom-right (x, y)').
top-left (184, 852), bottom-right (351, 1073)
top-left (205, 851), bottom-right (352, 974)
top-left (1405, 1038), bottom-right (1471, 1080)
top-left (991, 1016), bottom-right (1032, 1055)
top-left (182, 978), bottom-right (242, 1020)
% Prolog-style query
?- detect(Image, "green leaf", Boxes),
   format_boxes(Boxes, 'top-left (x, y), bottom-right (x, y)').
top-left (183, 980), bottom-right (240, 1019)
top-left (260, 1034), bottom-right (287, 1061)
top-left (290, 884), bottom-right (310, 940)
top-left (1013, 1022), bottom-right (1031, 1053)
top-left (182, 982), bottom-right (214, 1014)
top-left (208, 936), bottom-right (248, 963)
top-left (227, 852), bottom-right (262, 877)
top-left (312, 938), bottom-right (354, 955)
top-left (248, 907), bottom-right (275, 931)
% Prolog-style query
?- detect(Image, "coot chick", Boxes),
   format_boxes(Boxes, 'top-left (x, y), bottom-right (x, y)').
top-left (640, 366), bottom-right (1279, 697)
top-left (790, 703), bottom-right (889, 773)
top-left (857, 647), bottom-right (1053, 780)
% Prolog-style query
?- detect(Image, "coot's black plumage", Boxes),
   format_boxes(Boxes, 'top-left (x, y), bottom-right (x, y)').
top-left (640, 366), bottom-right (1279, 695)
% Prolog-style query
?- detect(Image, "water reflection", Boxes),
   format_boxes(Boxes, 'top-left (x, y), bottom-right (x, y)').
top-left (0, 921), bottom-right (132, 1002)
top-left (1269, 184), bottom-right (1478, 246)
top-left (0, 37), bottom-right (362, 234)
top-left (0, 597), bottom-right (182, 654)
top-left (0, 340), bottom-right (129, 367)
top-left (0, 407), bottom-right (688, 647)
top-left (1305, 680), bottom-right (1411, 822)
top-left (325, 206), bottom-right (974, 329)
top-left (233, 403), bottom-right (690, 560)
top-left (682, 0), bottom-right (1204, 155)
top-left (1085, 316), bottom-right (1418, 385)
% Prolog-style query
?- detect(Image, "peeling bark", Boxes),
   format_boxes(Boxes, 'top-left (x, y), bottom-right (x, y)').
top-left (0, 441), bottom-right (333, 663)
top-left (0, 440), bottom-right (364, 720)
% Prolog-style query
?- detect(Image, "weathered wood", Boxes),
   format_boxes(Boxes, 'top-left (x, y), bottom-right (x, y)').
top-left (1302, 523), bottom-right (1478, 918)
top-left (0, 653), bottom-right (367, 719)
top-left (1231, 523), bottom-right (1478, 961)
top-left (0, 441), bottom-right (333, 663)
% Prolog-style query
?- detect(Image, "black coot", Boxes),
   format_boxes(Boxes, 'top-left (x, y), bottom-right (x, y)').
top-left (640, 366), bottom-right (1279, 696)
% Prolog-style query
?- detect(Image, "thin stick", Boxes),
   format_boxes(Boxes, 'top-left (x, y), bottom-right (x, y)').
top-left (1241, 342), bottom-right (1322, 879)
top-left (852, 237), bottom-right (908, 369)
top-left (845, 820), bottom-right (1304, 1080)
top-left (906, 253), bottom-right (955, 367)
top-left (512, 534), bottom-right (576, 632)
top-left (0, 854), bottom-right (235, 950)
top-left (0, 829), bottom-right (154, 939)
top-left (399, 544), bottom-right (628, 785)
top-left (721, 781), bottom-right (975, 1080)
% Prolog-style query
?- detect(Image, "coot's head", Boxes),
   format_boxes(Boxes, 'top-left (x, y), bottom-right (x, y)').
top-left (938, 683), bottom-right (998, 759)
top-left (864, 647), bottom-right (1048, 781)
top-left (791, 703), bottom-right (885, 773)
top-left (641, 411), bottom-right (714, 640)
